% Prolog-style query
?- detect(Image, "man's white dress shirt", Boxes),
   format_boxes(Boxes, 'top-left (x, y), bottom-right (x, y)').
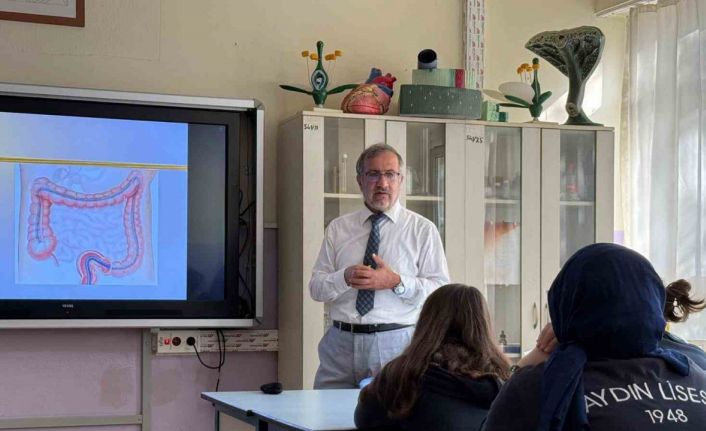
top-left (309, 201), bottom-right (450, 325)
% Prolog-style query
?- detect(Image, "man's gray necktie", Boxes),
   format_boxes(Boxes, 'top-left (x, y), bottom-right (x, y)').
top-left (355, 213), bottom-right (385, 316)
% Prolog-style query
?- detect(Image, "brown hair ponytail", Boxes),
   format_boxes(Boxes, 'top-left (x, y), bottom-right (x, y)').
top-left (363, 284), bottom-right (510, 419)
top-left (664, 279), bottom-right (706, 322)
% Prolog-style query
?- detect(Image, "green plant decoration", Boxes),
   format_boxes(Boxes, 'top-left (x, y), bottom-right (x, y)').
top-left (279, 41), bottom-right (357, 107)
top-left (497, 58), bottom-right (552, 121)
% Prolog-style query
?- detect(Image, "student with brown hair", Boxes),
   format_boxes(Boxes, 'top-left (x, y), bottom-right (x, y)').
top-left (664, 279), bottom-right (706, 322)
top-left (661, 279), bottom-right (706, 369)
top-left (354, 284), bottom-right (510, 431)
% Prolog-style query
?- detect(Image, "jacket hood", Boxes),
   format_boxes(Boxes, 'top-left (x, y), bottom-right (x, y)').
top-left (422, 364), bottom-right (501, 408)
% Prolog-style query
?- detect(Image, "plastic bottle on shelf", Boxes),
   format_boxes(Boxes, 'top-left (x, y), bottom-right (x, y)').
top-left (485, 142), bottom-right (493, 197)
top-left (576, 147), bottom-right (585, 200)
top-left (501, 179), bottom-right (511, 199)
top-left (339, 153), bottom-right (348, 193)
top-left (565, 162), bottom-right (579, 201)
top-left (499, 330), bottom-right (508, 347)
top-left (560, 153), bottom-right (567, 200)
top-left (332, 165), bottom-right (339, 193)
top-left (510, 174), bottom-right (521, 199)
top-left (485, 177), bottom-right (494, 198)
top-left (324, 159), bottom-right (331, 193)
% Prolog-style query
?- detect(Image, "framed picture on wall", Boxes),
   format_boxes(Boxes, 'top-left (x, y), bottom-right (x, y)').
top-left (0, 0), bottom-right (84, 27)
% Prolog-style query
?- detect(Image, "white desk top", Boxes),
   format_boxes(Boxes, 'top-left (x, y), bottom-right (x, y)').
top-left (202, 389), bottom-right (360, 431)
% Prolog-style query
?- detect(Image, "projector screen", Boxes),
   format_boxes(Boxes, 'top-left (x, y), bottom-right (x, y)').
top-left (2, 112), bottom-right (188, 300)
top-left (0, 83), bottom-right (263, 327)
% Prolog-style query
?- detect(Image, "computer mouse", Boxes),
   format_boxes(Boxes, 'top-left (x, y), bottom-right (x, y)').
top-left (260, 382), bottom-right (283, 395)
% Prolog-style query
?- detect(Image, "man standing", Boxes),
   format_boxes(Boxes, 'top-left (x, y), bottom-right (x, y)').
top-left (309, 143), bottom-right (449, 389)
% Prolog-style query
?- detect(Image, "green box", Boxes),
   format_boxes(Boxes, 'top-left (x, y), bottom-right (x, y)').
top-left (412, 69), bottom-right (474, 88)
top-left (399, 85), bottom-right (482, 119)
top-left (481, 100), bottom-right (499, 121)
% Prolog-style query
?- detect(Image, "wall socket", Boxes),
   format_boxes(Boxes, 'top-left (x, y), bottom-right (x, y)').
top-left (154, 329), bottom-right (278, 355)
top-left (155, 330), bottom-right (202, 354)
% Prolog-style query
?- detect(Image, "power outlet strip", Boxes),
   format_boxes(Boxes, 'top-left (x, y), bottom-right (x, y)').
top-left (155, 330), bottom-right (202, 354)
top-left (154, 329), bottom-right (278, 355)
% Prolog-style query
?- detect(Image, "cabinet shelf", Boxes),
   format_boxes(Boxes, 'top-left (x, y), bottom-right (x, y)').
top-left (560, 200), bottom-right (595, 206)
top-left (485, 198), bottom-right (521, 205)
top-left (324, 193), bottom-right (361, 199)
top-left (406, 195), bottom-right (444, 202)
top-left (323, 193), bottom-right (444, 202)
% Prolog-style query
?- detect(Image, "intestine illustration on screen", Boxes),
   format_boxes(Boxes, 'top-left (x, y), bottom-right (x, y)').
top-left (18, 165), bottom-right (157, 285)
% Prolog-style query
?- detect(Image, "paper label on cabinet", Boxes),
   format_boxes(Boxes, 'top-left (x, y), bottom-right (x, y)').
top-left (302, 116), bottom-right (323, 138)
top-left (466, 125), bottom-right (484, 144)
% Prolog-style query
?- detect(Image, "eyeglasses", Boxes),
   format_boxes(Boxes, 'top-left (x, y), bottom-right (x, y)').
top-left (363, 170), bottom-right (401, 183)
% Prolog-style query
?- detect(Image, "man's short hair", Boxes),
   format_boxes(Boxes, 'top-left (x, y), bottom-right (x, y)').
top-left (355, 143), bottom-right (404, 176)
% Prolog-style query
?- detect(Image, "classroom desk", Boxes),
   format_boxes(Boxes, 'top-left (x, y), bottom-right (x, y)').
top-left (202, 389), bottom-right (360, 431)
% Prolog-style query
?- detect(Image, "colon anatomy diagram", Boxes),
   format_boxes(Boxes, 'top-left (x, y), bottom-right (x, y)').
top-left (21, 166), bottom-right (157, 285)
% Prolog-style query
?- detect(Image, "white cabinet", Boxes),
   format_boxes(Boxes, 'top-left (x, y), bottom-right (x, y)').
top-left (277, 111), bottom-right (614, 388)
top-left (538, 129), bottom-right (615, 328)
top-left (477, 126), bottom-right (614, 356)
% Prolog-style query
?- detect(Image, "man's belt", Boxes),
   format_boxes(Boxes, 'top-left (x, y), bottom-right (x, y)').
top-left (333, 320), bottom-right (413, 334)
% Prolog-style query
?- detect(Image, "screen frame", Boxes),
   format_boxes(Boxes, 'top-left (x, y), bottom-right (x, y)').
top-left (0, 82), bottom-right (263, 328)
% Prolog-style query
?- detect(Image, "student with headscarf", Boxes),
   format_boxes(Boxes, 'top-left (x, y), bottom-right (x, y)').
top-left (526, 279), bottom-right (706, 372)
top-left (355, 284), bottom-right (509, 431)
top-left (482, 243), bottom-right (706, 431)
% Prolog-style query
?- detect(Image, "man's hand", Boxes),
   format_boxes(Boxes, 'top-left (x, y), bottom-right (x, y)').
top-left (344, 254), bottom-right (401, 290)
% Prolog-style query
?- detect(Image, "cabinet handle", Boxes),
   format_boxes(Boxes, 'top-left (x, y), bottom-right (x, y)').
top-left (532, 303), bottom-right (538, 329)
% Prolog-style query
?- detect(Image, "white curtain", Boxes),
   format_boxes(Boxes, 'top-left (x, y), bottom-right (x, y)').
top-left (623, 0), bottom-right (706, 339)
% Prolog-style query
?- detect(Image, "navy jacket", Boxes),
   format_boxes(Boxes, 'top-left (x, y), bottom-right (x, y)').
top-left (661, 331), bottom-right (706, 370)
top-left (355, 365), bottom-right (501, 431)
top-left (483, 357), bottom-right (706, 431)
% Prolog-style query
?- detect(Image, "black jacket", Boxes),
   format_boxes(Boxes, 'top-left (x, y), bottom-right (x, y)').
top-left (354, 365), bottom-right (502, 431)
top-left (661, 331), bottom-right (706, 370)
top-left (483, 357), bottom-right (706, 431)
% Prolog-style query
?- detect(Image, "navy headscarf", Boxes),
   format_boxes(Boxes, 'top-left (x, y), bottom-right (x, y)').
top-left (538, 243), bottom-right (690, 431)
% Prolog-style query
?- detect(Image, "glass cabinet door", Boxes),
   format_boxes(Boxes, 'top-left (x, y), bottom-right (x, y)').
top-left (559, 130), bottom-right (596, 265)
top-left (403, 122), bottom-right (446, 241)
top-left (322, 117), bottom-right (365, 330)
top-left (323, 118), bottom-right (365, 228)
top-left (484, 126), bottom-right (522, 360)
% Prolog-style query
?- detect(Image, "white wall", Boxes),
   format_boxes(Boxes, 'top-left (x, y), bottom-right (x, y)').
top-left (0, 0), bottom-right (465, 224)
top-left (594, 0), bottom-right (637, 14)
top-left (0, 0), bottom-right (626, 224)
top-left (486, 0), bottom-right (626, 129)
top-left (485, 0), bottom-right (626, 229)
